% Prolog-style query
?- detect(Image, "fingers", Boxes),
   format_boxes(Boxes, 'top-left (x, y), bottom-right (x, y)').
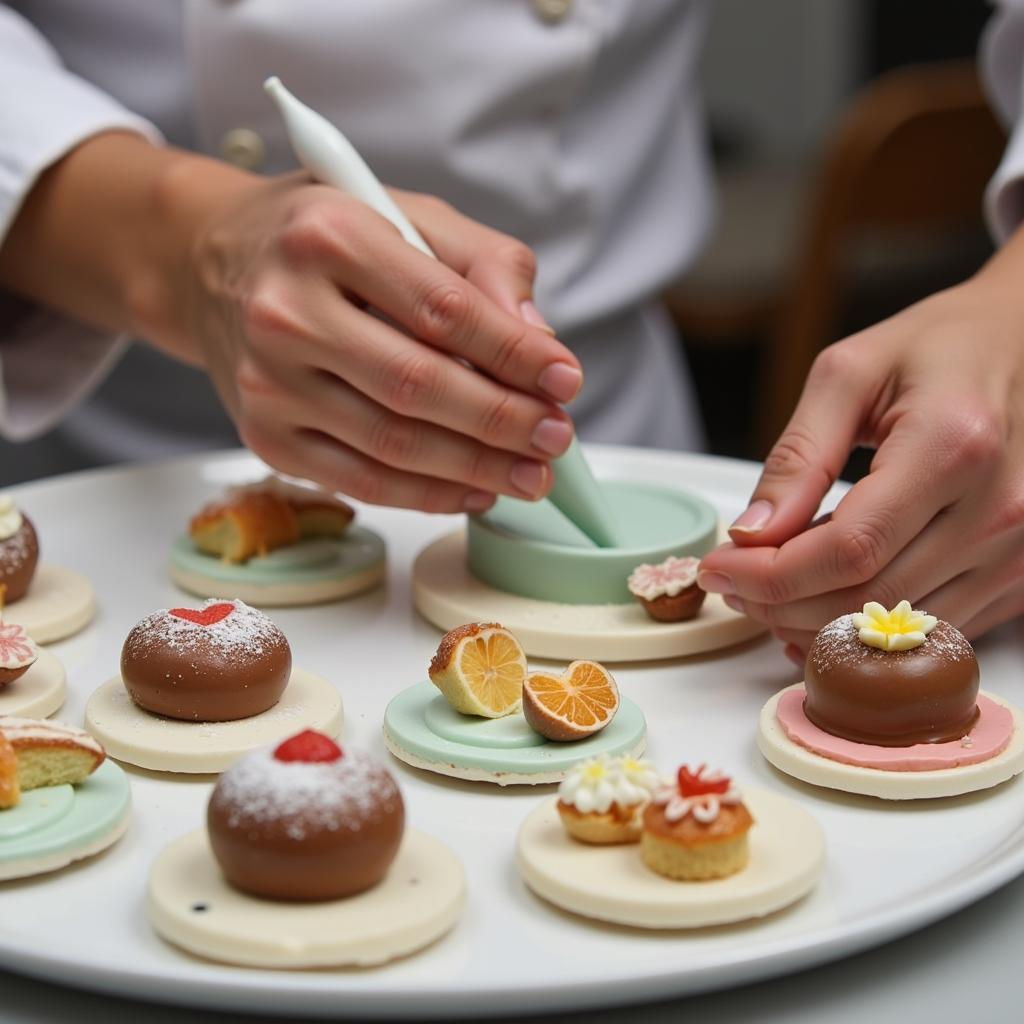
top-left (728, 342), bottom-right (872, 547)
top-left (261, 365), bottom-right (556, 501)
top-left (701, 404), bottom-right (992, 608)
top-left (241, 275), bottom-right (574, 462)
top-left (287, 191), bottom-right (582, 404)
top-left (958, 580), bottom-right (1024, 640)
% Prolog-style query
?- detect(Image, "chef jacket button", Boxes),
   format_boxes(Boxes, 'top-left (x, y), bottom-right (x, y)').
top-left (220, 128), bottom-right (266, 171)
top-left (532, 0), bottom-right (572, 24)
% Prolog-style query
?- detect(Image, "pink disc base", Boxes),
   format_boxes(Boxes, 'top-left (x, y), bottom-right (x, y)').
top-left (776, 689), bottom-right (1014, 772)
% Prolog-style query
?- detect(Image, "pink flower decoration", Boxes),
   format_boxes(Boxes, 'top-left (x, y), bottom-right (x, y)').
top-left (627, 555), bottom-right (700, 601)
top-left (0, 620), bottom-right (37, 669)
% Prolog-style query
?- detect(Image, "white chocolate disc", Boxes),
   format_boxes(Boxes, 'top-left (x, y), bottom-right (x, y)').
top-left (0, 649), bottom-right (66, 719)
top-left (412, 531), bottom-right (765, 661)
top-left (147, 827), bottom-right (465, 968)
top-left (84, 669), bottom-right (343, 774)
top-left (2, 564), bottom-right (95, 644)
top-left (516, 788), bottom-right (824, 929)
top-left (758, 685), bottom-right (1024, 800)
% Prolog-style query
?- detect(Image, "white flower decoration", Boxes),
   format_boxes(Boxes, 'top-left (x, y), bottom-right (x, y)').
top-left (850, 600), bottom-right (937, 652)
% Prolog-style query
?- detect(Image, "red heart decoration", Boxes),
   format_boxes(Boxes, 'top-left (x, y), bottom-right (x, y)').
top-left (169, 602), bottom-right (235, 626)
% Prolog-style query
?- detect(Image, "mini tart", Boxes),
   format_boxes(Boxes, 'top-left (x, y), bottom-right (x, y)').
top-left (190, 477), bottom-right (354, 564)
top-left (556, 755), bottom-right (661, 844)
top-left (120, 598), bottom-right (291, 722)
top-left (640, 766), bottom-right (753, 881)
top-left (208, 731), bottom-right (404, 902)
top-left (627, 556), bottom-right (705, 623)
top-left (0, 618), bottom-right (39, 686)
top-left (0, 509), bottom-right (39, 604)
top-left (0, 716), bottom-right (104, 802)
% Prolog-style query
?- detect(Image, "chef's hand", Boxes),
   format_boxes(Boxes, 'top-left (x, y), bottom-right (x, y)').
top-left (697, 241), bottom-right (1024, 665)
top-left (164, 170), bottom-right (581, 513)
top-left (0, 134), bottom-right (581, 513)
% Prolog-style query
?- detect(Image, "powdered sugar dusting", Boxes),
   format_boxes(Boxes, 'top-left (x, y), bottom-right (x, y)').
top-left (0, 519), bottom-right (32, 575)
top-left (211, 746), bottom-right (402, 840)
top-left (123, 598), bottom-right (284, 660)
top-left (810, 614), bottom-right (974, 676)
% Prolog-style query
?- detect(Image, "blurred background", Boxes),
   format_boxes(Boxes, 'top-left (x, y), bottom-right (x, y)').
top-left (0, 0), bottom-right (1005, 486)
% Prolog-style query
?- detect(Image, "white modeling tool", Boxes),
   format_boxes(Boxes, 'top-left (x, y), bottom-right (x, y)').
top-left (264, 76), bottom-right (626, 548)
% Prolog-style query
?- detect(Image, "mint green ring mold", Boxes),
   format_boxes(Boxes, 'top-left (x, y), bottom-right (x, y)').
top-left (0, 759), bottom-right (131, 880)
top-left (382, 682), bottom-right (647, 785)
top-left (467, 482), bottom-right (717, 605)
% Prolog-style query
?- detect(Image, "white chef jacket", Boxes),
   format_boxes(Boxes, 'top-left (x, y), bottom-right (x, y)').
top-left (0, 0), bottom-right (714, 466)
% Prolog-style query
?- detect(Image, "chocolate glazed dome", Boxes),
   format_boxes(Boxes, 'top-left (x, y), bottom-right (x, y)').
top-left (804, 616), bottom-right (980, 746)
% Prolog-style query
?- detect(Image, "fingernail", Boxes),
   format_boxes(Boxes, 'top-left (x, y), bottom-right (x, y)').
top-left (723, 595), bottom-right (745, 615)
top-left (537, 362), bottom-right (582, 403)
top-left (730, 499), bottom-right (774, 534)
top-left (531, 416), bottom-right (574, 456)
top-left (510, 459), bottom-right (549, 498)
top-left (697, 570), bottom-right (735, 596)
top-left (520, 300), bottom-right (556, 335)
top-left (784, 643), bottom-right (806, 669)
top-left (463, 490), bottom-right (496, 513)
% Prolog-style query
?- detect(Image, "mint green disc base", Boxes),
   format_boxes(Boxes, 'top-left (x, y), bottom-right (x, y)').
top-left (169, 527), bottom-right (386, 607)
top-left (382, 682), bottom-right (647, 786)
top-left (0, 759), bottom-right (131, 880)
top-left (467, 482), bottom-right (717, 605)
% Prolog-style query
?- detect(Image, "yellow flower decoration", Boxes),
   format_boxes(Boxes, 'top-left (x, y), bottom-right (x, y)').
top-left (850, 600), bottom-right (937, 652)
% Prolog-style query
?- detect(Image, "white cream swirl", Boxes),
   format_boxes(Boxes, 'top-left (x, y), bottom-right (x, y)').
top-left (558, 754), bottom-right (661, 814)
top-left (0, 495), bottom-right (23, 541)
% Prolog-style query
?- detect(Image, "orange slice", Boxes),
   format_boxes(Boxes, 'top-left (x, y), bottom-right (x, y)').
top-left (522, 661), bottom-right (620, 742)
top-left (428, 622), bottom-right (527, 718)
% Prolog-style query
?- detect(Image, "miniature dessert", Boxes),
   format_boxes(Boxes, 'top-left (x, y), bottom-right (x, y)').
top-left (640, 765), bottom-right (753, 880)
top-left (428, 622), bottom-right (526, 718)
top-left (0, 717), bottom-right (105, 808)
top-left (190, 477), bottom-right (354, 564)
top-left (208, 730), bottom-right (404, 901)
top-left (0, 732), bottom-right (17, 809)
top-left (120, 598), bottom-right (291, 722)
top-left (0, 618), bottom-right (39, 686)
top-left (0, 495), bottom-right (39, 603)
top-left (557, 754), bottom-right (661, 844)
top-left (627, 555), bottom-right (705, 622)
top-left (522, 660), bottom-right (620, 741)
top-left (804, 601), bottom-right (979, 746)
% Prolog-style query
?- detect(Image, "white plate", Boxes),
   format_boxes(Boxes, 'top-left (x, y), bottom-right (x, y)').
top-left (2, 446), bottom-right (1023, 1019)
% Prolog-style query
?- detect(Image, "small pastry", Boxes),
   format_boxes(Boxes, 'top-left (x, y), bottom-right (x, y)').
top-left (190, 477), bottom-right (354, 564)
top-left (207, 730), bottom-right (405, 901)
top-left (0, 717), bottom-right (105, 804)
top-left (0, 495), bottom-right (39, 603)
top-left (522, 660), bottom-right (620, 741)
top-left (0, 731), bottom-right (18, 809)
top-left (805, 601), bottom-right (979, 746)
top-left (428, 622), bottom-right (526, 718)
top-left (627, 556), bottom-right (705, 622)
top-left (556, 754), bottom-right (661, 844)
top-left (641, 765), bottom-right (753, 880)
top-left (120, 598), bottom-right (291, 722)
top-left (0, 618), bottom-right (39, 686)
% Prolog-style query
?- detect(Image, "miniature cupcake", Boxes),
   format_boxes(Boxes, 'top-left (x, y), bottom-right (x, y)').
top-left (0, 619), bottom-right (39, 687)
top-left (0, 495), bottom-right (39, 603)
top-left (557, 754), bottom-right (661, 844)
top-left (207, 730), bottom-right (405, 901)
top-left (641, 765), bottom-right (753, 880)
top-left (120, 598), bottom-right (291, 721)
top-left (627, 556), bottom-right (705, 622)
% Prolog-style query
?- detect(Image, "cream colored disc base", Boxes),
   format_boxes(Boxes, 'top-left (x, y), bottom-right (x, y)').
top-left (413, 531), bottom-right (766, 661)
top-left (84, 669), bottom-right (344, 774)
top-left (758, 685), bottom-right (1024, 800)
top-left (382, 731), bottom-right (647, 787)
top-left (0, 810), bottom-right (131, 882)
top-left (0, 649), bottom-right (66, 719)
top-left (2, 564), bottom-right (95, 644)
top-left (168, 561), bottom-right (386, 608)
top-left (147, 828), bottom-right (465, 968)
top-left (517, 788), bottom-right (824, 929)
